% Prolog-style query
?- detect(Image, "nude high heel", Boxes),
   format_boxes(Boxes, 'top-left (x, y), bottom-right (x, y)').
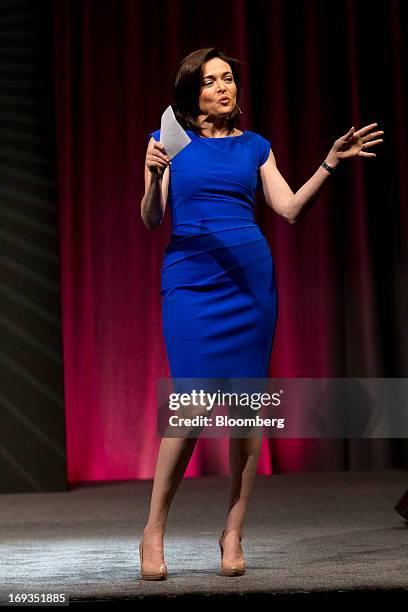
top-left (218, 529), bottom-right (246, 576)
top-left (139, 539), bottom-right (168, 580)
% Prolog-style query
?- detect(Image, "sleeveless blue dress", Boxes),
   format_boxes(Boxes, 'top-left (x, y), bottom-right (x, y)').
top-left (147, 128), bottom-right (278, 389)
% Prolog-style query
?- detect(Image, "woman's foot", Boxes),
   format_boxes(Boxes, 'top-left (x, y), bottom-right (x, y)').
top-left (139, 526), bottom-right (167, 580)
top-left (219, 529), bottom-right (246, 576)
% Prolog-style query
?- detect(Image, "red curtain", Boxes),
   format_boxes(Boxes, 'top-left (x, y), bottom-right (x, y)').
top-left (53, 0), bottom-right (407, 483)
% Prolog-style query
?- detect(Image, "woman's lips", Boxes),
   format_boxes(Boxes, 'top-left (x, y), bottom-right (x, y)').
top-left (218, 98), bottom-right (230, 104)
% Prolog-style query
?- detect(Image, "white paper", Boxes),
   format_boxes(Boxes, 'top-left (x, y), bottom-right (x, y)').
top-left (159, 105), bottom-right (191, 159)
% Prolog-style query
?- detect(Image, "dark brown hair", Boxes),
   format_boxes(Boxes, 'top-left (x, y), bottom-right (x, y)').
top-left (172, 47), bottom-right (244, 136)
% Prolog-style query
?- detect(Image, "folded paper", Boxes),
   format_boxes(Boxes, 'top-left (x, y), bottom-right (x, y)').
top-left (159, 105), bottom-right (192, 159)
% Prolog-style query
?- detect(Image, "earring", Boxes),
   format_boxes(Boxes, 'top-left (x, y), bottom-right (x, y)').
top-left (236, 103), bottom-right (243, 114)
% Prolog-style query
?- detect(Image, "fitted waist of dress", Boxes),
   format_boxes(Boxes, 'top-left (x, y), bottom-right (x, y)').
top-left (162, 224), bottom-right (270, 272)
top-left (168, 214), bottom-right (260, 238)
top-left (166, 223), bottom-right (262, 248)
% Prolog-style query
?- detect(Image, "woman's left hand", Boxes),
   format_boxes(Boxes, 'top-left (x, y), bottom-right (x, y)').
top-left (328, 122), bottom-right (384, 162)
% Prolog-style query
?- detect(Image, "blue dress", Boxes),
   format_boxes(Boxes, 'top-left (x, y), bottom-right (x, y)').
top-left (147, 128), bottom-right (278, 389)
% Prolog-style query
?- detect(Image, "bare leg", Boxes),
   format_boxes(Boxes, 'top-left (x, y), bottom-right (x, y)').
top-left (222, 435), bottom-right (262, 559)
top-left (142, 436), bottom-right (199, 562)
top-left (142, 395), bottom-right (211, 564)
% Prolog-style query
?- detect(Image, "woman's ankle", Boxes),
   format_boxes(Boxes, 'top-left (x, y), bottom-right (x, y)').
top-left (143, 523), bottom-right (166, 537)
top-left (222, 527), bottom-right (243, 539)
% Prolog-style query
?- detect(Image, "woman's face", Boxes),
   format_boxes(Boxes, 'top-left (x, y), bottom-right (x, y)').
top-left (198, 58), bottom-right (237, 119)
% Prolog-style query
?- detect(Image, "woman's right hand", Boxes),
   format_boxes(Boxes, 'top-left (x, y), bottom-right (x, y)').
top-left (146, 140), bottom-right (171, 177)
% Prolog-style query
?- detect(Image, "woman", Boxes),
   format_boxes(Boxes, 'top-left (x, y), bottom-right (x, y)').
top-left (139, 47), bottom-right (384, 580)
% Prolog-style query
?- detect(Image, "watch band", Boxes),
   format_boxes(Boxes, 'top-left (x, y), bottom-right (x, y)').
top-left (322, 160), bottom-right (336, 175)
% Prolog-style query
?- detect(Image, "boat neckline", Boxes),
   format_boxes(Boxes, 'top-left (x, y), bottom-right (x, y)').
top-left (189, 130), bottom-right (247, 139)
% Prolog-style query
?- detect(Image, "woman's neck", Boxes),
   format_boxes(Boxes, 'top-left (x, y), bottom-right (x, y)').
top-left (199, 126), bottom-right (240, 138)
top-left (197, 115), bottom-right (236, 138)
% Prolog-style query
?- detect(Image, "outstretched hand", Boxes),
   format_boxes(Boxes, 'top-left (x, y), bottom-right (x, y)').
top-left (330, 122), bottom-right (384, 161)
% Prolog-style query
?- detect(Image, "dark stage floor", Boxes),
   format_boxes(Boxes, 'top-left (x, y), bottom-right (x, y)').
top-left (0, 469), bottom-right (407, 604)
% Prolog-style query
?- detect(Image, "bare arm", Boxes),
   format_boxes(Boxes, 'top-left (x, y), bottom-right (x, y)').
top-left (259, 123), bottom-right (384, 224)
top-left (141, 137), bottom-right (170, 230)
top-left (259, 148), bottom-right (338, 224)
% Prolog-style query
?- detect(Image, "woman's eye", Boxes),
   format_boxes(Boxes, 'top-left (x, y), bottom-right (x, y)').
top-left (204, 77), bottom-right (233, 86)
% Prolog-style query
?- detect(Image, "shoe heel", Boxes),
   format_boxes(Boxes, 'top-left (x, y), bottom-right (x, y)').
top-left (219, 531), bottom-right (246, 577)
top-left (139, 539), bottom-right (168, 581)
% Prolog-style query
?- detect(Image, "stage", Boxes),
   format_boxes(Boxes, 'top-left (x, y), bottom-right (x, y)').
top-left (1, 469), bottom-right (407, 605)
